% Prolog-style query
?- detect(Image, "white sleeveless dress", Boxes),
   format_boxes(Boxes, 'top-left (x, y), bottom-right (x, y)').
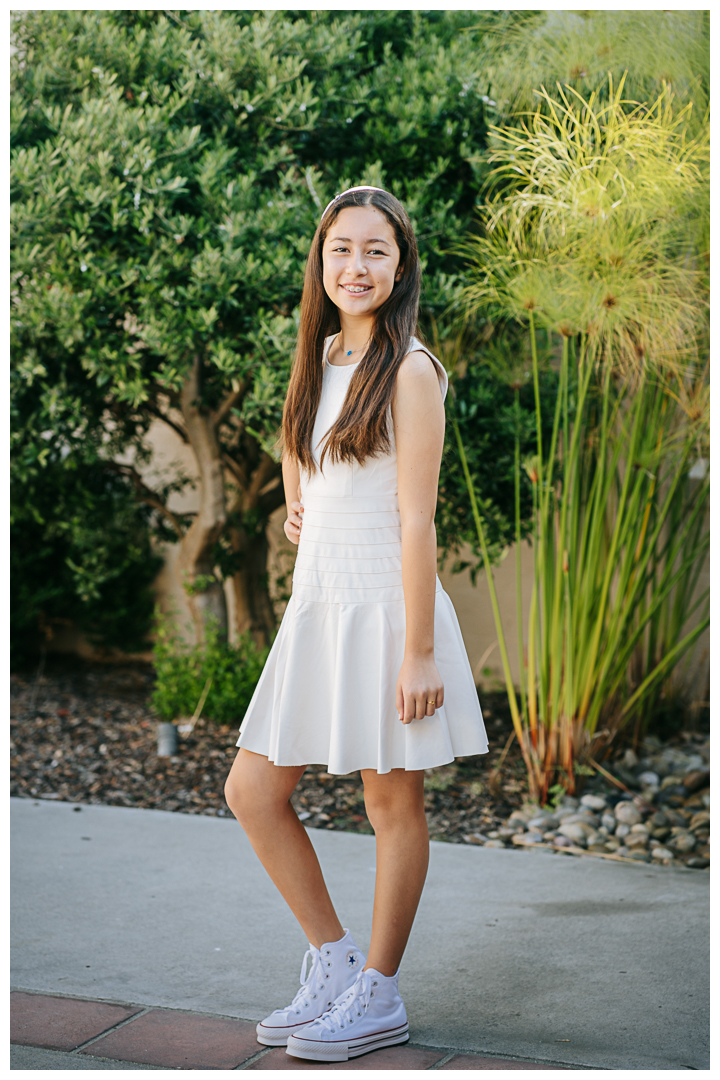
top-left (236, 335), bottom-right (488, 774)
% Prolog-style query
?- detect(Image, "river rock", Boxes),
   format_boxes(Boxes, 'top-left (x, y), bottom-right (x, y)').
top-left (527, 812), bottom-right (559, 831)
top-left (689, 811), bottom-right (710, 831)
top-left (497, 828), bottom-right (518, 841)
top-left (557, 810), bottom-right (600, 828)
top-left (512, 831), bottom-right (544, 846)
top-left (615, 802), bottom-right (643, 826)
top-left (601, 812), bottom-right (617, 833)
top-left (625, 833), bottom-right (649, 849)
top-left (669, 831), bottom-right (696, 855)
top-left (484, 839), bottom-right (507, 849)
top-left (627, 850), bottom-right (650, 862)
top-left (553, 835), bottom-right (573, 848)
top-left (660, 774), bottom-right (686, 790)
top-left (623, 748), bottom-right (639, 769)
top-left (580, 794), bottom-right (607, 811)
top-left (638, 771), bottom-right (660, 788)
top-left (686, 856), bottom-right (710, 869)
top-left (649, 811), bottom-right (669, 828)
top-left (683, 769), bottom-right (710, 793)
top-left (604, 837), bottom-right (621, 851)
top-left (615, 823), bottom-right (631, 839)
top-left (651, 847), bottom-right (675, 861)
top-left (557, 796), bottom-right (579, 811)
top-left (630, 823), bottom-right (650, 835)
top-left (615, 846), bottom-right (630, 857)
top-left (558, 822), bottom-right (588, 846)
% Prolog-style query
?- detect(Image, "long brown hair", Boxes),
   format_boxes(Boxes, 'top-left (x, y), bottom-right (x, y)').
top-left (282, 188), bottom-right (422, 474)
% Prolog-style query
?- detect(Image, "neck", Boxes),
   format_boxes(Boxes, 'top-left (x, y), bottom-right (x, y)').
top-left (338, 314), bottom-right (374, 355)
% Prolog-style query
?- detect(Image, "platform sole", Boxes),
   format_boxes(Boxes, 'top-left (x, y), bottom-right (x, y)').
top-left (286, 1022), bottom-right (409, 1062)
top-left (256, 1019), bottom-right (322, 1048)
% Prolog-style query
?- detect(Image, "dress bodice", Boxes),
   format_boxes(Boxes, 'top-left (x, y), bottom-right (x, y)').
top-left (299, 334), bottom-right (448, 503)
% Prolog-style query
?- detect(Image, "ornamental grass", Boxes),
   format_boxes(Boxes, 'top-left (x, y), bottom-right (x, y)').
top-left (451, 78), bottom-right (709, 803)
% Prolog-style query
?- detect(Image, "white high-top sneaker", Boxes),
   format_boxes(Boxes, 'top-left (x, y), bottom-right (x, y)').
top-left (285, 967), bottom-right (409, 1062)
top-left (256, 929), bottom-right (366, 1046)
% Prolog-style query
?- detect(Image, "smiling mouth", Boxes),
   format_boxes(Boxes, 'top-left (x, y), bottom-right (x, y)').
top-left (341, 284), bottom-right (372, 294)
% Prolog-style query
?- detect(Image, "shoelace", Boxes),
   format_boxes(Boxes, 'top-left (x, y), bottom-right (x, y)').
top-left (314, 970), bottom-right (375, 1033)
top-left (286, 946), bottom-right (325, 1015)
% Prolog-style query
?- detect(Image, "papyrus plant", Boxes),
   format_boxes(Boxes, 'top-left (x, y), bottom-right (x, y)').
top-left (454, 79), bottom-right (709, 802)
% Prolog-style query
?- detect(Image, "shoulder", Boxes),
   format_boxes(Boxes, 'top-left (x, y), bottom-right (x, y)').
top-left (397, 349), bottom-right (438, 384)
top-left (396, 345), bottom-right (447, 404)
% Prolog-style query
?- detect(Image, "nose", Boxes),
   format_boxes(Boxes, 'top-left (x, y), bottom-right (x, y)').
top-left (346, 250), bottom-right (368, 277)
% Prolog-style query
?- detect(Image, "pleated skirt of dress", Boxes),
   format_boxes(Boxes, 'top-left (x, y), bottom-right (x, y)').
top-left (236, 493), bottom-right (489, 775)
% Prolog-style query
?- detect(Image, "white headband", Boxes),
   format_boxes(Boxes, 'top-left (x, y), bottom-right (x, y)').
top-left (320, 185), bottom-right (389, 220)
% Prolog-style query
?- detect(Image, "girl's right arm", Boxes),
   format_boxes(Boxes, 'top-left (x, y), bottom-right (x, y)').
top-left (282, 453), bottom-right (304, 545)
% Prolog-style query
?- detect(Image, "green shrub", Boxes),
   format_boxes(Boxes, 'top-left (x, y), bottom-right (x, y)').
top-left (11, 460), bottom-right (162, 667)
top-left (151, 613), bottom-right (270, 724)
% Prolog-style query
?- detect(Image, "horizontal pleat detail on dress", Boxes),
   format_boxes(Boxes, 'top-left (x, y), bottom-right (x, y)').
top-left (293, 498), bottom-right (406, 605)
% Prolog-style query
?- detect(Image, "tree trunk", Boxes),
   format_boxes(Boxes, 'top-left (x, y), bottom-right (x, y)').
top-left (230, 526), bottom-right (276, 648)
top-left (226, 451), bottom-right (286, 648)
top-left (178, 357), bottom-right (228, 644)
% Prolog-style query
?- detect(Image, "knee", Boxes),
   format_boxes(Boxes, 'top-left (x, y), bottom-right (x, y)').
top-left (224, 771), bottom-right (264, 829)
top-left (224, 772), bottom-right (249, 823)
top-left (224, 769), bottom-right (288, 832)
top-left (364, 782), bottom-right (425, 835)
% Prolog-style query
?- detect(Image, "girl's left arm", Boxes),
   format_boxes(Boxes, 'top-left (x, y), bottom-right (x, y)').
top-left (393, 350), bottom-right (446, 724)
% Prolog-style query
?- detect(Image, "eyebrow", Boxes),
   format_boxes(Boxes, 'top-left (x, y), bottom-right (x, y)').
top-left (329, 236), bottom-right (391, 245)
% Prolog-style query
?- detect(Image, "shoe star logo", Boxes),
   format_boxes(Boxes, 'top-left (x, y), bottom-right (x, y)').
top-left (347, 953), bottom-right (359, 967)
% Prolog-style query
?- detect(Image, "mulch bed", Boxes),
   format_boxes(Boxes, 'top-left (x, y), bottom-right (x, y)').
top-left (10, 661), bottom-right (527, 841)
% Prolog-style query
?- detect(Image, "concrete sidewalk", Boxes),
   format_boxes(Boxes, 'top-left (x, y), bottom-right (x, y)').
top-left (11, 797), bottom-right (709, 1070)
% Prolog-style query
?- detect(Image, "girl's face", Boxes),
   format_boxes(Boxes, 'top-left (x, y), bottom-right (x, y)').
top-left (321, 205), bottom-right (402, 318)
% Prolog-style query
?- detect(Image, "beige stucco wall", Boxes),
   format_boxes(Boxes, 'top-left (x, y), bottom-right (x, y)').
top-left (49, 416), bottom-right (709, 707)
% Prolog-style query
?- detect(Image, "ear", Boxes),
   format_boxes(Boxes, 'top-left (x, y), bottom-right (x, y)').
top-left (395, 265), bottom-right (404, 282)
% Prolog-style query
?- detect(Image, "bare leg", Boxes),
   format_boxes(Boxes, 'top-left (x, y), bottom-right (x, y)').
top-left (225, 749), bottom-right (344, 948)
top-left (361, 769), bottom-right (429, 976)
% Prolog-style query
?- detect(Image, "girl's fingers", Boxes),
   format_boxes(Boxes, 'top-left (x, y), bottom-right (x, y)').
top-left (284, 516), bottom-right (302, 544)
top-left (398, 685), bottom-right (444, 723)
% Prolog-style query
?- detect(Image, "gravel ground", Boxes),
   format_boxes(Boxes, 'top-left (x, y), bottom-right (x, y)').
top-left (10, 662), bottom-right (709, 868)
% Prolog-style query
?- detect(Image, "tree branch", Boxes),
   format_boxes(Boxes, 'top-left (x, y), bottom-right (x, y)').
top-left (247, 451), bottom-right (279, 502)
top-left (106, 462), bottom-right (185, 538)
top-left (221, 451), bottom-right (247, 489)
top-left (145, 401), bottom-right (190, 444)
top-left (213, 381), bottom-right (247, 430)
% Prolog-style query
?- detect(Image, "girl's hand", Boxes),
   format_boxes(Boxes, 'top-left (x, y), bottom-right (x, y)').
top-left (396, 655), bottom-right (444, 724)
top-left (284, 500), bottom-right (304, 545)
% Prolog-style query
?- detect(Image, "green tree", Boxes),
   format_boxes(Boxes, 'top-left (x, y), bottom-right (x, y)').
top-left (12, 8), bottom-right (511, 647)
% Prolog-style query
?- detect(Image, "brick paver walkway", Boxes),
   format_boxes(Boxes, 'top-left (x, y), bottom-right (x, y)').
top-left (11, 991), bottom-right (568, 1070)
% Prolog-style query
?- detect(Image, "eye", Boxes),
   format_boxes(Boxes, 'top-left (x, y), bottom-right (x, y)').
top-left (368, 248), bottom-right (387, 256)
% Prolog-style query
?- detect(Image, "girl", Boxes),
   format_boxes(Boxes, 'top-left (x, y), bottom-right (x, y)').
top-left (225, 187), bottom-right (488, 1063)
